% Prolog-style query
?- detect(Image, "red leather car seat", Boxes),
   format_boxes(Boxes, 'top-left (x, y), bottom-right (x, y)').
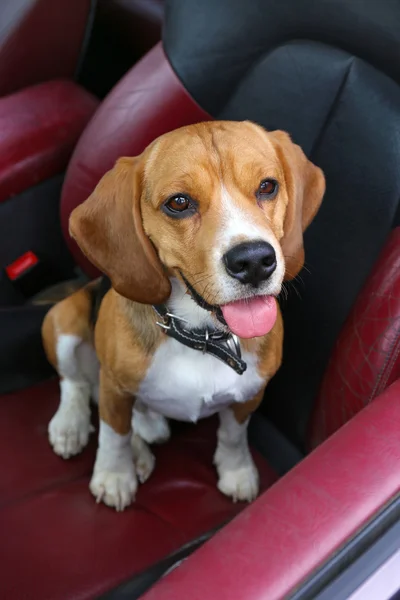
top-left (1, 0), bottom-right (400, 598)
top-left (0, 1), bottom-right (99, 298)
top-left (309, 227), bottom-right (400, 448)
top-left (0, 0), bottom-right (94, 97)
top-left (0, 44), bottom-right (282, 600)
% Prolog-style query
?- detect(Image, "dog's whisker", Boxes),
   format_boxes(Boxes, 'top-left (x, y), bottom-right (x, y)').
top-left (284, 254), bottom-right (312, 277)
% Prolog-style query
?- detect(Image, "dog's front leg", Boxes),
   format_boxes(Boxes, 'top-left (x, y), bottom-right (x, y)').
top-left (214, 390), bottom-right (264, 503)
top-left (90, 369), bottom-right (137, 511)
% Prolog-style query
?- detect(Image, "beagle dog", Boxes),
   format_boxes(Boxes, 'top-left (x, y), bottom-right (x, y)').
top-left (42, 121), bottom-right (325, 511)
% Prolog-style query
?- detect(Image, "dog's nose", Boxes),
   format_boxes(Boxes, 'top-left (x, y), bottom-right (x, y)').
top-left (223, 241), bottom-right (277, 287)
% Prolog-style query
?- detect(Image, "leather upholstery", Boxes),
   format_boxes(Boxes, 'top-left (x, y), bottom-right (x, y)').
top-left (1, 2), bottom-right (400, 597)
top-left (165, 0), bottom-right (400, 115)
top-left (98, 0), bottom-right (164, 55)
top-left (0, 379), bottom-right (277, 599)
top-left (0, 80), bottom-right (98, 203)
top-left (226, 43), bottom-right (400, 445)
top-left (309, 227), bottom-right (400, 448)
top-left (0, 0), bottom-right (93, 97)
top-left (142, 379), bottom-right (400, 600)
top-left (165, 0), bottom-right (400, 444)
top-left (61, 43), bottom-right (210, 276)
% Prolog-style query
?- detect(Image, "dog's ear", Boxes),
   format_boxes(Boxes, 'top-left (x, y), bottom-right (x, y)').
top-left (269, 130), bottom-right (325, 280)
top-left (69, 157), bottom-right (171, 304)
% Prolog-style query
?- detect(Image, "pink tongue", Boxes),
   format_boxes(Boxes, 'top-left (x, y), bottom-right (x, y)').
top-left (221, 296), bottom-right (277, 339)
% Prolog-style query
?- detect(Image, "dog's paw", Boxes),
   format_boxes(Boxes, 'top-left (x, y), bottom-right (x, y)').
top-left (132, 408), bottom-right (170, 444)
top-left (217, 464), bottom-right (259, 503)
top-left (48, 405), bottom-right (93, 459)
top-left (131, 434), bottom-right (155, 484)
top-left (90, 467), bottom-right (137, 511)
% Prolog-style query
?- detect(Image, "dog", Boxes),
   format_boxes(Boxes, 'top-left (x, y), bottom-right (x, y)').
top-left (42, 121), bottom-right (325, 511)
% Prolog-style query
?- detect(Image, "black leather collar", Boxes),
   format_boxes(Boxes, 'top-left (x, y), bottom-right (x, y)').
top-left (90, 276), bottom-right (247, 374)
top-left (152, 303), bottom-right (247, 375)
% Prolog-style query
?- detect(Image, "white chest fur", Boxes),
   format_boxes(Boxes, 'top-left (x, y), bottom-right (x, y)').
top-left (137, 336), bottom-right (264, 422)
top-left (137, 278), bottom-right (265, 422)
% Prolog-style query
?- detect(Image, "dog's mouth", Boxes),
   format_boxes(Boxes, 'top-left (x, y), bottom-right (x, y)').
top-left (180, 272), bottom-right (226, 323)
top-left (180, 273), bottom-right (278, 339)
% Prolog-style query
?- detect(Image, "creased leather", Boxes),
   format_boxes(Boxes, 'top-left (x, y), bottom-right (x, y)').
top-left (0, 379), bottom-right (276, 599)
top-left (0, 0), bottom-right (91, 97)
top-left (141, 380), bottom-right (400, 600)
top-left (310, 228), bottom-right (400, 448)
top-left (0, 80), bottom-right (98, 203)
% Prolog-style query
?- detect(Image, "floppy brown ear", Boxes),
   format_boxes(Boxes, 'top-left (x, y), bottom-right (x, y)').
top-left (69, 157), bottom-right (171, 304)
top-left (269, 130), bottom-right (325, 280)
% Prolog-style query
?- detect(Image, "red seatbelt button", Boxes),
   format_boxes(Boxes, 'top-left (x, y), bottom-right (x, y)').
top-left (5, 251), bottom-right (39, 281)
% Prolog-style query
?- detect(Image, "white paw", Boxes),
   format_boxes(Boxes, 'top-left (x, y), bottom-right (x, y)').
top-left (132, 408), bottom-right (170, 444)
top-left (48, 405), bottom-right (93, 459)
top-left (90, 467), bottom-right (137, 511)
top-left (217, 464), bottom-right (259, 503)
top-left (131, 434), bottom-right (155, 484)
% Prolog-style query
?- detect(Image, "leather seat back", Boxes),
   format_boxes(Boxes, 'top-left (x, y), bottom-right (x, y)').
top-left (0, 0), bottom-right (93, 97)
top-left (164, 0), bottom-right (400, 444)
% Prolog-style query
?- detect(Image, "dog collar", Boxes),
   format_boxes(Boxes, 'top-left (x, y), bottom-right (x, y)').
top-left (153, 304), bottom-right (247, 375)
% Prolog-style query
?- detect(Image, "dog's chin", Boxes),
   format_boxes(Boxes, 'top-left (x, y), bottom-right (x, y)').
top-left (209, 307), bottom-right (230, 331)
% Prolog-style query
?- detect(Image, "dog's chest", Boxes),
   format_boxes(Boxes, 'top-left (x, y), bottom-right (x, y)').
top-left (137, 337), bottom-right (264, 422)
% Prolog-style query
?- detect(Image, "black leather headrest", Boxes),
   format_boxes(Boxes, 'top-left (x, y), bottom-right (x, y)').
top-left (164, 0), bottom-right (400, 115)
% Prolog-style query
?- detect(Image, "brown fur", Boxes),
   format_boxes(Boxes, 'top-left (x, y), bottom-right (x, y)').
top-left (95, 289), bottom-right (163, 394)
top-left (99, 368), bottom-right (135, 435)
top-left (69, 122), bottom-right (324, 308)
top-left (46, 121), bottom-right (324, 437)
top-left (232, 389), bottom-right (266, 425)
top-left (42, 281), bottom-right (97, 370)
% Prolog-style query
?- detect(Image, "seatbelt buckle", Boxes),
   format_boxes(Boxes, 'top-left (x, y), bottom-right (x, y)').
top-left (4, 251), bottom-right (51, 299)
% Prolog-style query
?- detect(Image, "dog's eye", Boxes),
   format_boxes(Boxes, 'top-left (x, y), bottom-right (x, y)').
top-left (167, 196), bottom-right (190, 211)
top-left (257, 178), bottom-right (279, 200)
top-left (163, 195), bottom-right (196, 218)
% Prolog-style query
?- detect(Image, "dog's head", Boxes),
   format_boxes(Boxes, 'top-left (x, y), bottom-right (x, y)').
top-left (70, 121), bottom-right (325, 338)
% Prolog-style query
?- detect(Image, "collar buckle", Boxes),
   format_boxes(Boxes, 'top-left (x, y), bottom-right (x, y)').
top-left (153, 303), bottom-right (247, 375)
top-left (154, 307), bottom-right (188, 332)
top-left (203, 328), bottom-right (209, 354)
top-left (155, 320), bottom-right (170, 330)
top-left (226, 333), bottom-right (242, 360)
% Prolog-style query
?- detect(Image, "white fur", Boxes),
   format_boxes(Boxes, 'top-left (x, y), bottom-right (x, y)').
top-left (214, 409), bottom-right (259, 502)
top-left (90, 420), bottom-right (137, 511)
top-left (219, 184), bottom-right (271, 246)
top-left (137, 279), bottom-right (264, 423)
top-left (132, 401), bottom-right (170, 444)
top-left (49, 333), bottom-right (166, 455)
top-left (49, 379), bottom-right (93, 458)
top-left (48, 335), bottom-right (98, 458)
top-left (167, 278), bottom-right (215, 329)
top-left (213, 185), bottom-right (285, 299)
top-left (138, 340), bottom-right (263, 422)
top-left (131, 432), bottom-right (156, 483)
top-left (56, 334), bottom-right (99, 388)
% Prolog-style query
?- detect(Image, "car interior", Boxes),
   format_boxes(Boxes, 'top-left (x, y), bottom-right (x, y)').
top-left (1, 1), bottom-right (400, 599)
